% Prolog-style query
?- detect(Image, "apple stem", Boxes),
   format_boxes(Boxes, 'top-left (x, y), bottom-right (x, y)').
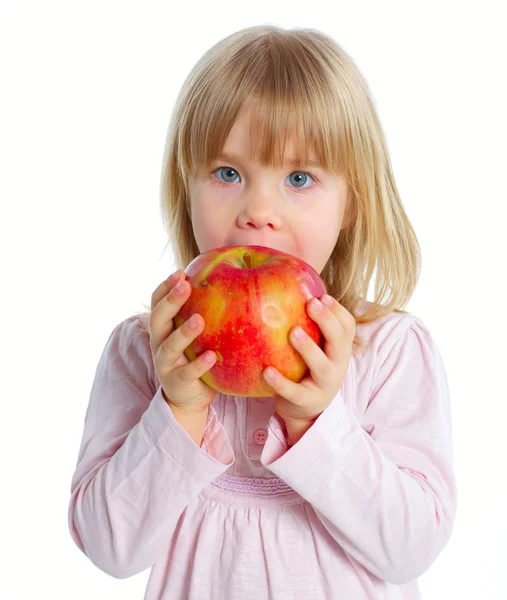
top-left (243, 252), bottom-right (252, 268)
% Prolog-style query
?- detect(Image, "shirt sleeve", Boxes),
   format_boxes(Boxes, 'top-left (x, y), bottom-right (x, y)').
top-left (260, 317), bottom-right (457, 585)
top-left (68, 316), bottom-right (235, 579)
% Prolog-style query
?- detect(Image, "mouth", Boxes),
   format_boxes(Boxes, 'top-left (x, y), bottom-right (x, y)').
top-left (229, 242), bottom-right (287, 255)
top-left (228, 238), bottom-right (288, 252)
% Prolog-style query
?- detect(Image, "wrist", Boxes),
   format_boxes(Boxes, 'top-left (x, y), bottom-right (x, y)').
top-left (167, 401), bottom-right (210, 417)
top-left (165, 400), bottom-right (209, 447)
top-left (282, 416), bottom-right (318, 446)
top-left (162, 389), bottom-right (210, 416)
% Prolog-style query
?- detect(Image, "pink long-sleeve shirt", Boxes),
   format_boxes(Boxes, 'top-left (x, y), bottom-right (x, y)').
top-left (68, 299), bottom-right (457, 599)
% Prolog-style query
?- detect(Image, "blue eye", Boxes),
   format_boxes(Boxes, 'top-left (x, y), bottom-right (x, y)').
top-left (213, 167), bottom-right (315, 190)
top-left (216, 167), bottom-right (240, 183)
top-left (287, 172), bottom-right (312, 188)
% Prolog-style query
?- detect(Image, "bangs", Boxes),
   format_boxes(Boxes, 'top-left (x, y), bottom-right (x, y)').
top-left (176, 29), bottom-right (349, 179)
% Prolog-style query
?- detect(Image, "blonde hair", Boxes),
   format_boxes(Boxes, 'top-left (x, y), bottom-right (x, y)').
top-left (139, 25), bottom-right (421, 354)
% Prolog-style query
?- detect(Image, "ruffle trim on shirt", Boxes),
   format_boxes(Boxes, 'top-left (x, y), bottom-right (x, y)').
top-left (211, 473), bottom-right (294, 496)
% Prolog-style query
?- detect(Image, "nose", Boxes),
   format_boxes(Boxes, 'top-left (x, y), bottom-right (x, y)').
top-left (236, 188), bottom-right (283, 230)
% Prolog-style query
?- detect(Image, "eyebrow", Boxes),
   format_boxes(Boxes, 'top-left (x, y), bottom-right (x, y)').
top-left (215, 152), bottom-right (322, 168)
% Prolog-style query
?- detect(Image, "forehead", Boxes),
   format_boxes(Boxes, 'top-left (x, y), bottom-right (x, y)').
top-left (215, 150), bottom-right (322, 169)
top-left (216, 109), bottom-right (320, 168)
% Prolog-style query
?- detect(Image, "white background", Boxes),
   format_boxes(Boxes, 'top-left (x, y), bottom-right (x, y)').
top-left (1, 0), bottom-right (506, 598)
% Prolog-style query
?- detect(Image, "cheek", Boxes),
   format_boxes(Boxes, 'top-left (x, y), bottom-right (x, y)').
top-left (191, 198), bottom-right (229, 253)
top-left (192, 216), bottom-right (218, 252)
top-left (303, 224), bottom-right (338, 254)
top-left (294, 210), bottom-right (341, 270)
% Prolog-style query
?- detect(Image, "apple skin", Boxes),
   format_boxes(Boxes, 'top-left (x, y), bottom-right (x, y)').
top-left (174, 245), bottom-right (327, 398)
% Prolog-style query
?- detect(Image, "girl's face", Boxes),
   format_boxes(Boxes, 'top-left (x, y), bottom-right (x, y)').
top-left (188, 110), bottom-right (352, 275)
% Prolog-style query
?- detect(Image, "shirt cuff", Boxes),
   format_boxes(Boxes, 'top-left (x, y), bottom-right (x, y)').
top-left (144, 387), bottom-right (235, 477)
top-left (201, 403), bottom-right (237, 465)
top-left (260, 390), bottom-right (346, 476)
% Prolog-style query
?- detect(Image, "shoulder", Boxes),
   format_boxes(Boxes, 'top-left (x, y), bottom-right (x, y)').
top-left (105, 312), bottom-right (151, 353)
top-left (354, 300), bottom-right (440, 372)
top-left (352, 298), bottom-right (424, 354)
top-left (348, 300), bottom-right (443, 404)
top-left (102, 312), bottom-right (157, 387)
top-left (354, 301), bottom-right (448, 372)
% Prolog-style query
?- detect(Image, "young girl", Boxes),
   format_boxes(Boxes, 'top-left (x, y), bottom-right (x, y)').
top-left (68, 25), bottom-right (457, 599)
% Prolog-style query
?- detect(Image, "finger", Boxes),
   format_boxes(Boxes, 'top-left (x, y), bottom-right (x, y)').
top-left (149, 276), bottom-right (190, 353)
top-left (289, 325), bottom-right (334, 388)
top-left (150, 270), bottom-right (185, 311)
top-left (171, 349), bottom-right (217, 387)
top-left (262, 366), bottom-right (307, 405)
top-left (157, 313), bottom-right (205, 367)
top-left (320, 295), bottom-right (356, 337)
top-left (306, 297), bottom-right (345, 363)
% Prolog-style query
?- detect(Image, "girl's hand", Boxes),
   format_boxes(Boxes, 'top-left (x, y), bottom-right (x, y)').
top-left (262, 294), bottom-right (356, 431)
top-left (148, 271), bottom-right (217, 414)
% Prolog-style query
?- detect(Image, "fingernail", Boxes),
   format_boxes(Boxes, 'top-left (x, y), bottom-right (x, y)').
top-left (264, 367), bottom-right (277, 380)
top-left (167, 270), bottom-right (179, 281)
top-left (203, 351), bottom-right (216, 364)
top-left (311, 298), bottom-right (323, 311)
top-left (173, 280), bottom-right (185, 294)
top-left (188, 314), bottom-right (201, 329)
top-left (322, 294), bottom-right (333, 306)
top-left (293, 326), bottom-right (307, 340)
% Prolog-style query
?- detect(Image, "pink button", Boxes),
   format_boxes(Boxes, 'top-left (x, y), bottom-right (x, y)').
top-left (256, 397), bottom-right (269, 402)
top-left (253, 428), bottom-right (268, 444)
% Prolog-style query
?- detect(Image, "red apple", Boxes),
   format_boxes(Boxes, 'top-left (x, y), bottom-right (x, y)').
top-left (174, 245), bottom-right (327, 397)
